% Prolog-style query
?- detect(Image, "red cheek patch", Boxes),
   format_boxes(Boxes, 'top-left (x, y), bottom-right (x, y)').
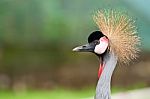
top-left (100, 36), bottom-right (108, 42)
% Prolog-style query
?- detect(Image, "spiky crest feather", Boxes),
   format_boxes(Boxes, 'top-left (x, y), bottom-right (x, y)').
top-left (93, 10), bottom-right (140, 64)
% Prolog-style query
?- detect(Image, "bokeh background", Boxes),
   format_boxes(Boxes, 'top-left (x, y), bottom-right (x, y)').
top-left (0, 0), bottom-right (150, 99)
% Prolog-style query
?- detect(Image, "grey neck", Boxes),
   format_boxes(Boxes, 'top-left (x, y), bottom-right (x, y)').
top-left (95, 52), bottom-right (117, 99)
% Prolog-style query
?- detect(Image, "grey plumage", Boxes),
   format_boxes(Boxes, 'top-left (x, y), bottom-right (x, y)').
top-left (95, 52), bottom-right (117, 99)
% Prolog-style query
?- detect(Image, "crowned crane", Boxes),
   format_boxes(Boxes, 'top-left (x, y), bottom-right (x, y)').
top-left (73, 10), bottom-right (140, 99)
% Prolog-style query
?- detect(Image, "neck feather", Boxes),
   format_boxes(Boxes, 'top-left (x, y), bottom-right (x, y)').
top-left (95, 51), bottom-right (117, 99)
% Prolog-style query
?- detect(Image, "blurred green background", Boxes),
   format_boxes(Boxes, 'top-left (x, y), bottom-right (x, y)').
top-left (0, 0), bottom-right (150, 99)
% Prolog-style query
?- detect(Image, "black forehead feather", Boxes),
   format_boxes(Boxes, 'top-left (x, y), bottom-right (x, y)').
top-left (88, 31), bottom-right (104, 43)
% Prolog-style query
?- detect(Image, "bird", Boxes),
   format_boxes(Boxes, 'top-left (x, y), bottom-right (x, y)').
top-left (72, 9), bottom-right (140, 99)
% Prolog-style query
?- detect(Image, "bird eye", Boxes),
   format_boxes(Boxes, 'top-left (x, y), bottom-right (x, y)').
top-left (94, 40), bottom-right (100, 45)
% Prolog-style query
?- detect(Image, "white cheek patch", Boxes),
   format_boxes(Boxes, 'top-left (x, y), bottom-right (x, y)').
top-left (94, 37), bottom-right (108, 54)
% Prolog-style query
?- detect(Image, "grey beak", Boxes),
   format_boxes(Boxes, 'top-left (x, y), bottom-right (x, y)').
top-left (72, 43), bottom-right (95, 52)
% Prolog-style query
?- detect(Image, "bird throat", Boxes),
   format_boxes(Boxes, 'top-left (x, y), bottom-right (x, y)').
top-left (98, 53), bottom-right (106, 79)
top-left (98, 63), bottom-right (104, 78)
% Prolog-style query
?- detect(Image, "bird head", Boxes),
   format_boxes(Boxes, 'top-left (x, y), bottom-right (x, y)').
top-left (72, 9), bottom-right (140, 79)
top-left (72, 31), bottom-right (109, 56)
top-left (73, 10), bottom-right (140, 64)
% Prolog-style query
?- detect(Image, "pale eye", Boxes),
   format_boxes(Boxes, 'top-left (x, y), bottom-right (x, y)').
top-left (94, 40), bottom-right (100, 45)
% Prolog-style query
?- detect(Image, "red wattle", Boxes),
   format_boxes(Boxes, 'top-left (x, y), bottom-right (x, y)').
top-left (98, 64), bottom-right (104, 78)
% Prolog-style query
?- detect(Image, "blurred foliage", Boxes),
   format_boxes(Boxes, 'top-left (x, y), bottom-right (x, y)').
top-left (0, 88), bottom-right (95, 99)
